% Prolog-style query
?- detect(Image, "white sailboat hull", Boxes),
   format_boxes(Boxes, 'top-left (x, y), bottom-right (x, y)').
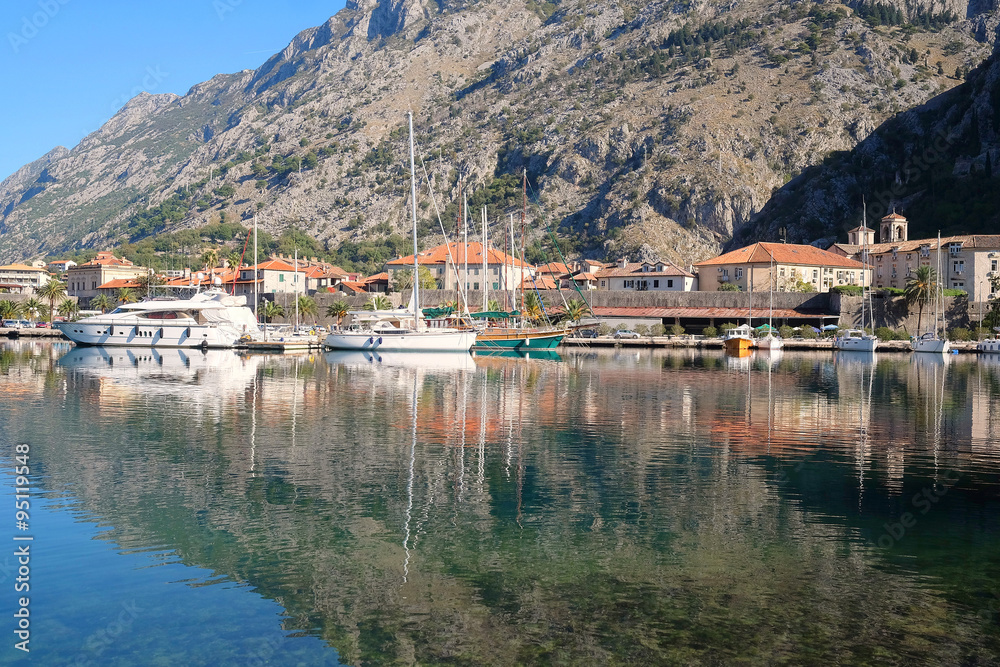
top-left (911, 336), bottom-right (950, 354)
top-left (835, 330), bottom-right (879, 352)
top-left (324, 328), bottom-right (477, 352)
top-left (757, 334), bottom-right (784, 350)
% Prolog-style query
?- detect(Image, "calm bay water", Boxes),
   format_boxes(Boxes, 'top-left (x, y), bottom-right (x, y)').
top-left (1, 340), bottom-right (1000, 665)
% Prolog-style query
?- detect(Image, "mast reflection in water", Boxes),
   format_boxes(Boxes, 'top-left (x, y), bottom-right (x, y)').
top-left (2, 340), bottom-right (1000, 664)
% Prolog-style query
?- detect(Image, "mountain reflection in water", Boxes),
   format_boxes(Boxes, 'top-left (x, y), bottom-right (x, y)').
top-left (2, 340), bottom-right (1000, 665)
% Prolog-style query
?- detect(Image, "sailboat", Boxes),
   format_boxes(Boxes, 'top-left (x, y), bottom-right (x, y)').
top-left (471, 170), bottom-right (567, 351)
top-left (724, 274), bottom-right (754, 354)
top-left (323, 113), bottom-right (477, 353)
top-left (757, 245), bottom-right (783, 350)
top-left (911, 232), bottom-right (950, 354)
top-left (836, 202), bottom-right (879, 352)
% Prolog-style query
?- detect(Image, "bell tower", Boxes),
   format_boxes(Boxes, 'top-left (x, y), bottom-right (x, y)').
top-left (880, 212), bottom-right (908, 244)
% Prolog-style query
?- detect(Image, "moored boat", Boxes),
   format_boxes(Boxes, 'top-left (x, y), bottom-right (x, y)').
top-left (835, 328), bottom-right (879, 352)
top-left (723, 324), bottom-right (754, 354)
top-left (53, 290), bottom-right (262, 349)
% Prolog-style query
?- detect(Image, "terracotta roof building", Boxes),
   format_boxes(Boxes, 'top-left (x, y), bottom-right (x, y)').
top-left (384, 241), bottom-right (533, 292)
top-left (694, 242), bottom-right (866, 293)
top-left (0, 263), bottom-right (51, 294)
top-left (594, 258), bottom-right (696, 292)
top-left (67, 252), bottom-right (149, 304)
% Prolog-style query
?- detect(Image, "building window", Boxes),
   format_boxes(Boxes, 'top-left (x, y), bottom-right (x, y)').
top-left (992, 259), bottom-right (998, 272)
top-left (667, 279), bottom-right (674, 288)
top-left (954, 281), bottom-right (965, 289)
top-left (953, 260), bottom-right (965, 274)
top-left (493, 282), bottom-right (498, 290)
top-left (653, 280), bottom-right (659, 288)
top-left (813, 270), bottom-right (818, 279)
top-left (473, 282), bottom-right (479, 290)
top-left (600, 280), bottom-right (606, 287)
top-left (949, 243), bottom-right (962, 255)
top-left (722, 269), bottom-right (729, 279)
top-left (735, 267), bottom-right (743, 279)
top-left (279, 274), bottom-right (284, 282)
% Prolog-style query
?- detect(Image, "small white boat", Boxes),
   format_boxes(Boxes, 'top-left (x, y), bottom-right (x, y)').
top-left (835, 329), bottom-right (879, 352)
top-left (977, 336), bottom-right (1000, 354)
top-left (54, 290), bottom-right (262, 349)
top-left (757, 333), bottom-right (783, 350)
top-left (911, 331), bottom-right (950, 354)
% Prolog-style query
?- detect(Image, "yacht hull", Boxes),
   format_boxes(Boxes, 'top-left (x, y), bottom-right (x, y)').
top-left (324, 329), bottom-right (477, 352)
top-left (54, 320), bottom-right (245, 348)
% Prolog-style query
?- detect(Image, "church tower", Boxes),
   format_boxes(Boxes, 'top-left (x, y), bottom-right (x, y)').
top-left (880, 212), bottom-right (908, 244)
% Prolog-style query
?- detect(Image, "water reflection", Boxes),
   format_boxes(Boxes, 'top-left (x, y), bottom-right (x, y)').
top-left (2, 343), bottom-right (1000, 663)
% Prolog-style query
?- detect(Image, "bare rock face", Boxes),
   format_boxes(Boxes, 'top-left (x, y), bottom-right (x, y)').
top-left (0, 0), bottom-right (997, 265)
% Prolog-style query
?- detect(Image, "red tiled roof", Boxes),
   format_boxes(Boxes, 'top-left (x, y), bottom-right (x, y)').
top-left (338, 282), bottom-right (367, 294)
top-left (251, 259), bottom-right (306, 272)
top-left (595, 260), bottom-right (693, 278)
top-left (81, 251), bottom-right (133, 268)
top-left (521, 275), bottom-right (558, 290)
top-left (537, 262), bottom-right (569, 275)
top-left (694, 242), bottom-right (864, 269)
top-left (364, 272), bottom-right (389, 283)
top-left (866, 234), bottom-right (1000, 254)
top-left (881, 212), bottom-right (907, 221)
top-left (386, 241), bottom-right (530, 269)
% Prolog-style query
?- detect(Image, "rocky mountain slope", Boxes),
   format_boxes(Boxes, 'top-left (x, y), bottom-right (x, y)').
top-left (0, 0), bottom-right (996, 269)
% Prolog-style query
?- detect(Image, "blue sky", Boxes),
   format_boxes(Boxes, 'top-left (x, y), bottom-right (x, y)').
top-left (1, 0), bottom-right (347, 181)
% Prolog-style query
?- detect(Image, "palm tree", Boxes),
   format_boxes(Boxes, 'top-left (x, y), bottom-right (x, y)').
top-left (200, 248), bottom-right (219, 270)
top-left (90, 294), bottom-right (112, 314)
top-left (296, 295), bottom-right (318, 324)
top-left (57, 299), bottom-right (80, 321)
top-left (0, 300), bottom-right (20, 321)
top-left (523, 291), bottom-right (543, 322)
top-left (905, 265), bottom-right (936, 334)
top-left (37, 280), bottom-right (67, 323)
top-left (261, 300), bottom-right (284, 323)
top-left (363, 294), bottom-right (392, 311)
top-left (226, 250), bottom-right (242, 269)
top-left (326, 301), bottom-right (350, 328)
top-left (487, 298), bottom-right (501, 312)
top-left (22, 298), bottom-right (43, 323)
top-left (563, 299), bottom-right (590, 326)
top-left (116, 287), bottom-right (137, 305)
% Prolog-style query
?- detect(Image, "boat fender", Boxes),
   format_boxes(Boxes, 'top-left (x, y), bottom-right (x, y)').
top-left (134, 325), bottom-right (139, 337)
top-left (186, 327), bottom-right (191, 338)
top-left (200, 339), bottom-right (209, 351)
top-left (109, 326), bottom-right (114, 337)
top-left (159, 327), bottom-right (164, 338)
top-left (367, 337), bottom-right (373, 345)
top-left (377, 337), bottom-right (382, 345)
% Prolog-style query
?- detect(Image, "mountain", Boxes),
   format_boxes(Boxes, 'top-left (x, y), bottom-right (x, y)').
top-left (731, 19), bottom-right (1000, 249)
top-left (0, 0), bottom-right (997, 269)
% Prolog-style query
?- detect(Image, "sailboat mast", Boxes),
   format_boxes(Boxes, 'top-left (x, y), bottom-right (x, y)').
top-left (253, 213), bottom-right (259, 323)
top-left (936, 231), bottom-right (942, 337)
top-left (294, 247), bottom-right (299, 329)
top-left (482, 206), bottom-right (488, 313)
top-left (508, 213), bottom-right (515, 314)
top-left (408, 112), bottom-right (420, 331)
top-left (464, 190), bottom-right (469, 313)
top-left (521, 169), bottom-right (527, 318)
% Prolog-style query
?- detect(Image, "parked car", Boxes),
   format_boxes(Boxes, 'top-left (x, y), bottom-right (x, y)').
top-left (35, 321), bottom-right (50, 328)
top-left (614, 330), bottom-right (641, 340)
top-left (2, 319), bottom-right (29, 329)
top-left (576, 329), bottom-right (599, 338)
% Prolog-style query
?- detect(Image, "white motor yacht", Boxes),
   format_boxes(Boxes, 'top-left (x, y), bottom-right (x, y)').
top-left (54, 290), bottom-right (262, 349)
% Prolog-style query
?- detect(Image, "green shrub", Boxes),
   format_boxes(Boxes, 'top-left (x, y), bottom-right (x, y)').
top-left (974, 326), bottom-right (991, 340)
top-left (718, 283), bottom-right (741, 291)
top-left (597, 323), bottom-right (612, 336)
top-left (943, 289), bottom-right (967, 297)
top-left (719, 322), bottom-right (737, 333)
top-left (874, 326), bottom-right (898, 341)
top-left (779, 325), bottom-right (795, 338)
top-left (948, 327), bottom-right (971, 341)
top-left (634, 324), bottom-right (650, 337)
top-left (832, 285), bottom-right (863, 295)
top-left (651, 324), bottom-right (666, 337)
top-left (880, 287), bottom-right (905, 296)
top-left (669, 324), bottom-right (684, 336)
top-left (702, 325), bottom-right (718, 337)
top-left (800, 326), bottom-right (818, 339)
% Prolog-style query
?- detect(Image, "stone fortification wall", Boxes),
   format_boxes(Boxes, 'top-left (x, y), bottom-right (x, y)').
top-left (832, 294), bottom-right (978, 333)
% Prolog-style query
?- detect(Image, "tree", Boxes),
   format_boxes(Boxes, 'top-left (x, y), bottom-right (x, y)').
top-left (261, 299), bottom-right (285, 323)
top-left (57, 299), bottom-right (80, 321)
top-left (326, 301), bottom-right (350, 327)
top-left (0, 300), bottom-right (20, 321)
top-left (363, 295), bottom-right (392, 311)
top-left (296, 295), bottom-right (318, 324)
top-left (393, 266), bottom-right (438, 291)
top-left (227, 250), bottom-right (242, 269)
top-left (905, 265), bottom-right (936, 333)
top-left (90, 294), bottom-right (112, 313)
top-left (200, 248), bottom-right (219, 270)
top-left (563, 299), bottom-right (590, 326)
top-left (22, 298), bottom-right (43, 322)
top-left (523, 292), bottom-right (544, 322)
top-left (135, 272), bottom-right (166, 299)
top-left (37, 280), bottom-right (67, 323)
top-left (718, 282), bottom-right (741, 291)
top-left (116, 288), bottom-right (137, 304)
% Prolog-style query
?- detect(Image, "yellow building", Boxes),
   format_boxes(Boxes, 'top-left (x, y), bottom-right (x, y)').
top-left (694, 242), bottom-right (867, 292)
top-left (0, 263), bottom-right (51, 294)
